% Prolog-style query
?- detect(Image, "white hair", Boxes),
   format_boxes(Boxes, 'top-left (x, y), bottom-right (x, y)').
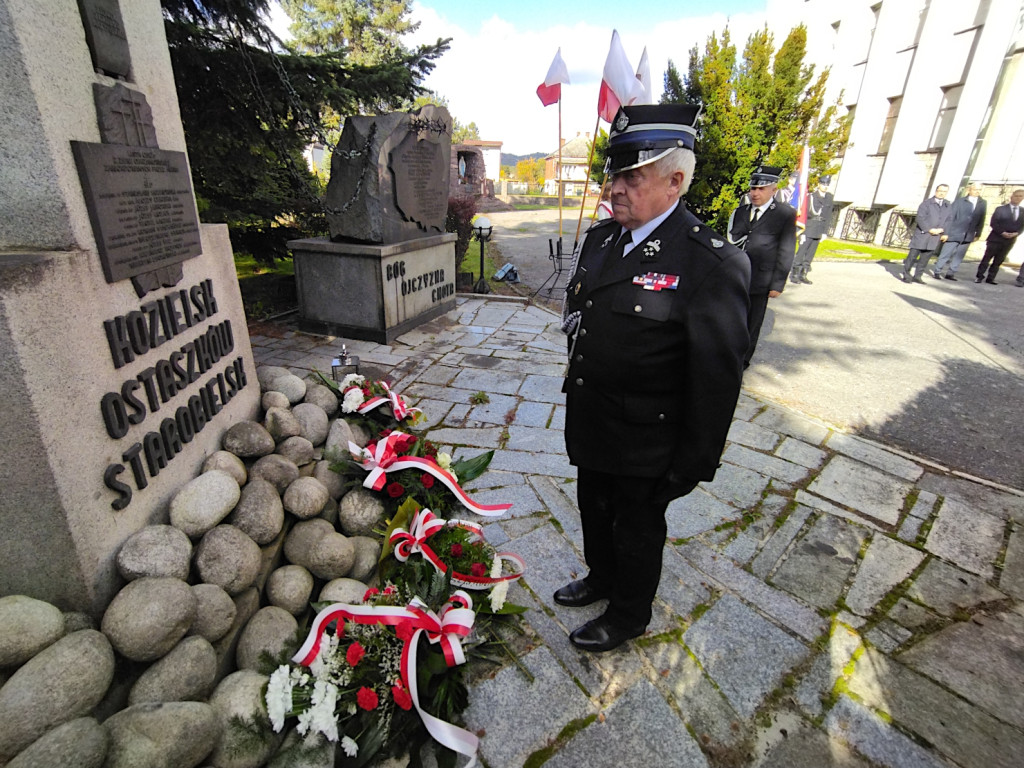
top-left (650, 148), bottom-right (696, 197)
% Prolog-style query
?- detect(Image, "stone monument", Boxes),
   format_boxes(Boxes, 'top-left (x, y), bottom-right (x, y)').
top-left (0, 0), bottom-right (259, 615)
top-left (289, 106), bottom-right (458, 342)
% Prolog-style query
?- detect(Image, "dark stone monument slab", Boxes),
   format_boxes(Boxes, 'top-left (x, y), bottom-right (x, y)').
top-left (325, 105), bottom-right (452, 244)
top-left (71, 141), bottom-right (202, 283)
top-left (78, 0), bottom-right (132, 78)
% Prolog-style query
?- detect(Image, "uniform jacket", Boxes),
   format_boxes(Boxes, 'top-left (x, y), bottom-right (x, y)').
top-left (986, 203), bottom-right (1024, 244)
top-left (943, 196), bottom-right (987, 243)
top-left (562, 203), bottom-right (750, 482)
top-left (805, 191), bottom-right (835, 240)
top-left (728, 200), bottom-right (797, 294)
top-left (909, 197), bottom-right (951, 250)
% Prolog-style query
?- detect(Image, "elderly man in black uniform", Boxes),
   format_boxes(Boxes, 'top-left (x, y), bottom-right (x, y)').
top-left (556, 104), bottom-right (751, 653)
top-left (790, 175), bottom-right (834, 285)
top-left (728, 166), bottom-right (797, 368)
top-left (902, 184), bottom-right (950, 283)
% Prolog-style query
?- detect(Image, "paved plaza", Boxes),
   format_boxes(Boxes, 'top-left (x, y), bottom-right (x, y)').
top-left (250, 294), bottom-right (1024, 768)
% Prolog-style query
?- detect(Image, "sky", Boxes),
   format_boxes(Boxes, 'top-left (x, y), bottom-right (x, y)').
top-left (268, 0), bottom-right (801, 156)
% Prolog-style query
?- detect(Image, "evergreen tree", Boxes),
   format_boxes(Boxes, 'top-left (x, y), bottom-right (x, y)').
top-left (662, 24), bottom-right (848, 230)
top-left (282, 0), bottom-right (418, 63)
top-left (160, 0), bottom-right (448, 261)
top-left (660, 60), bottom-right (685, 104)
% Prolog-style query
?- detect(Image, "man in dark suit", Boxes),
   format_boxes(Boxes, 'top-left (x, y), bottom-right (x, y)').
top-left (728, 166), bottom-right (797, 368)
top-left (790, 175), bottom-right (834, 285)
top-left (976, 188), bottom-right (1024, 284)
top-left (902, 185), bottom-right (950, 282)
top-left (932, 181), bottom-right (987, 281)
top-left (557, 104), bottom-right (750, 652)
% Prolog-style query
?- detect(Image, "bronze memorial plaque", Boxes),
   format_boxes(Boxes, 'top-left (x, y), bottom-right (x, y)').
top-left (71, 141), bottom-right (202, 283)
top-left (79, 0), bottom-right (132, 78)
top-left (390, 132), bottom-right (449, 234)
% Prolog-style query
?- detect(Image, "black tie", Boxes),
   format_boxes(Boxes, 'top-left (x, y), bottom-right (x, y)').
top-left (751, 208), bottom-right (760, 224)
top-left (614, 229), bottom-right (632, 258)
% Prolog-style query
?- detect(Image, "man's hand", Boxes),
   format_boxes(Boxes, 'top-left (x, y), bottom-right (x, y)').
top-left (1002, 231), bottom-right (1018, 239)
top-left (653, 472), bottom-right (698, 505)
top-left (928, 228), bottom-right (943, 235)
top-left (940, 235), bottom-right (949, 242)
top-left (768, 290), bottom-right (782, 298)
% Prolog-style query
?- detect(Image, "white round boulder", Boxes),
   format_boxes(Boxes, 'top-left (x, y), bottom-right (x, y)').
top-left (283, 476), bottom-right (330, 520)
top-left (222, 421), bottom-right (276, 458)
top-left (338, 488), bottom-right (386, 536)
top-left (250, 454), bottom-right (300, 493)
top-left (312, 460), bottom-right (345, 499)
top-left (266, 565), bottom-right (314, 616)
top-left (128, 636), bottom-right (218, 705)
top-left (0, 630), bottom-right (114, 762)
top-left (267, 373), bottom-right (306, 404)
top-left (229, 477), bottom-right (285, 545)
top-left (101, 578), bottom-right (196, 662)
top-left (348, 536), bottom-right (382, 582)
top-left (302, 382), bottom-right (339, 417)
top-left (169, 470), bottom-right (241, 539)
top-left (194, 526), bottom-right (262, 596)
top-left (6, 717), bottom-right (107, 768)
top-left (201, 450), bottom-right (248, 486)
top-left (306, 532), bottom-right (355, 580)
top-left (283, 518), bottom-right (334, 569)
top-left (319, 578), bottom-right (369, 604)
top-left (116, 525), bottom-right (192, 581)
top-left (188, 583), bottom-right (237, 643)
top-left (292, 402), bottom-right (330, 445)
top-left (235, 606), bottom-right (298, 671)
top-left (276, 435), bottom-right (315, 467)
top-left (324, 417), bottom-right (356, 455)
top-left (264, 406), bottom-right (303, 443)
top-left (103, 701), bottom-right (221, 768)
top-left (256, 366), bottom-right (291, 389)
top-left (208, 670), bottom-right (277, 768)
top-left (261, 390), bottom-right (290, 411)
top-left (0, 595), bottom-right (65, 668)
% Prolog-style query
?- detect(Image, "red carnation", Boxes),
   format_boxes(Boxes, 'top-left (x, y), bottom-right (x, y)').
top-left (451, 543), bottom-right (464, 557)
top-left (386, 482), bottom-right (405, 498)
top-left (395, 620), bottom-right (414, 641)
top-left (383, 584), bottom-right (397, 595)
top-left (357, 686), bottom-right (379, 711)
top-left (470, 562), bottom-right (487, 577)
top-left (392, 684), bottom-right (413, 711)
top-left (346, 642), bottom-right (365, 667)
top-left (380, 428), bottom-right (393, 438)
top-left (363, 588), bottom-right (379, 602)
top-left (421, 473), bottom-right (435, 489)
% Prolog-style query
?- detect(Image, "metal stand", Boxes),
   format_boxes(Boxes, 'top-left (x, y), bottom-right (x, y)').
top-left (473, 220), bottom-right (492, 294)
top-left (532, 237), bottom-right (568, 299)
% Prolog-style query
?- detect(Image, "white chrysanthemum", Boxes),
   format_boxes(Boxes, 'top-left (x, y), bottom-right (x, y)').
top-left (265, 665), bottom-right (294, 732)
top-left (340, 373), bottom-right (365, 390)
top-left (342, 388), bottom-right (365, 413)
top-left (306, 679), bottom-right (339, 742)
top-left (436, 452), bottom-right (452, 469)
top-left (341, 736), bottom-right (359, 757)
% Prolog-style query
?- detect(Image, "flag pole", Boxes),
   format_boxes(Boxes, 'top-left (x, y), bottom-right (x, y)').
top-left (558, 94), bottom-right (563, 238)
top-left (574, 114), bottom-right (602, 245)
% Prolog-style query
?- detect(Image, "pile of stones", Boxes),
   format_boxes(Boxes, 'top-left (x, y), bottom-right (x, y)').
top-left (0, 366), bottom-right (395, 768)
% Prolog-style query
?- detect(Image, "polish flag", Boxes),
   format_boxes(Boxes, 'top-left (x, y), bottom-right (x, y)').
top-left (597, 31), bottom-right (646, 122)
top-left (793, 144), bottom-right (811, 229)
top-left (635, 47), bottom-right (653, 104)
top-left (536, 48), bottom-right (570, 107)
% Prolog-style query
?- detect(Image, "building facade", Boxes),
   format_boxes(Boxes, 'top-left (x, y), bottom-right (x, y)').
top-left (543, 133), bottom-right (598, 196)
top-left (800, 0), bottom-right (1024, 251)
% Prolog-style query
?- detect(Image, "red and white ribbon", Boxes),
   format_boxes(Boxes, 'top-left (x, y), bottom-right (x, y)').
top-left (356, 381), bottom-right (421, 421)
top-left (292, 593), bottom-right (480, 767)
top-left (350, 432), bottom-right (512, 517)
top-left (390, 509), bottom-right (525, 590)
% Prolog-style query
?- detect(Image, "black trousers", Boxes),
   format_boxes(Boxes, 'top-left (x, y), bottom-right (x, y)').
top-left (577, 468), bottom-right (671, 629)
top-left (903, 248), bottom-right (936, 278)
top-left (793, 237), bottom-right (821, 269)
top-left (976, 241), bottom-right (1014, 281)
top-left (745, 292), bottom-right (770, 366)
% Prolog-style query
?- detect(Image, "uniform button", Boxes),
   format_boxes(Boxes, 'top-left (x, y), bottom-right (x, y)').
top-left (585, 300), bottom-right (593, 308)
top-left (579, 328), bottom-right (587, 336)
top-left (575, 377), bottom-right (584, 386)
top-left (575, 354), bottom-right (583, 362)
top-left (658, 413), bottom-right (666, 421)
top-left (692, 226), bottom-right (700, 232)
top-left (634, 304), bottom-right (642, 313)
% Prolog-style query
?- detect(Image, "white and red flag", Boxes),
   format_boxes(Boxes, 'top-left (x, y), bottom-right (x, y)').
top-left (793, 144), bottom-right (811, 229)
top-left (635, 46), bottom-right (653, 104)
top-left (536, 48), bottom-right (570, 106)
top-left (597, 30), bottom-right (645, 122)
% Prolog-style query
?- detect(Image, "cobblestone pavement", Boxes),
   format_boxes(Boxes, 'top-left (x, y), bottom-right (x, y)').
top-left (251, 296), bottom-right (1024, 768)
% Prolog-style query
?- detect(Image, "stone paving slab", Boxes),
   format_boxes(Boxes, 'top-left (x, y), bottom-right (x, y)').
top-left (999, 526), bottom-right (1024, 600)
top-left (905, 557), bottom-right (1007, 617)
top-left (845, 534), bottom-right (926, 616)
top-left (504, 425), bottom-right (567, 455)
top-left (924, 497), bottom-right (1005, 578)
top-left (701, 461), bottom-right (773, 509)
top-left (756, 722), bottom-right (871, 768)
top-left (750, 504), bottom-right (814, 579)
top-left (451, 368), bottom-right (525, 395)
top-left (685, 594), bottom-right (809, 718)
top-left (774, 437), bottom-right (828, 469)
top-left (510, 400), bottom-right (554, 428)
top-left (825, 433), bottom-right (925, 482)
top-left (546, 678), bottom-right (710, 768)
top-left (727, 420), bottom-right (782, 451)
top-left (794, 621), bottom-right (863, 718)
top-left (487, 448), bottom-right (577, 479)
top-left (751, 405), bottom-right (831, 445)
top-left (795, 489), bottom-right (885, 531)
top-left (771, 514), bottom-right (868, 609)
top-left (824, 695), bottom-right (951, 768)
top-left (721, 444), bottom-right (809, 485)
top-left (806, 455), bottom-right (912, 526)
top-left (667, 488), bottom-right (739, 539)
top-left (517, 373), bottom-right (566, 403)
top-left (918, 473), bottom-right (1024, 523)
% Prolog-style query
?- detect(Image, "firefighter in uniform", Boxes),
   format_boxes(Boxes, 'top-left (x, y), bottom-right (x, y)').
top-left (556, 104), bottom-right (751, 652)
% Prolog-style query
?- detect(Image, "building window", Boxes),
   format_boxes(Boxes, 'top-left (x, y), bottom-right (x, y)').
top-left (929, 85), bottom-right (963, 149)
top-left (878, 97), bottom-right (901, 154)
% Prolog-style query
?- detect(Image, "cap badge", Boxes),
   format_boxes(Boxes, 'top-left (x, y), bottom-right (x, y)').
top-left (711, 238), bottom-right (724, 249)
top-left (601, 233), bottom-right (615, 249)
top-left (642, 239), bottom-right (661, 259)
top-left (615, 113), bottom-right (629, 131)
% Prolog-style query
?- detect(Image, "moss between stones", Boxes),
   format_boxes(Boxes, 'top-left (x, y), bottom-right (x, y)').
top-left (521, 714), bottom-right (598, 768)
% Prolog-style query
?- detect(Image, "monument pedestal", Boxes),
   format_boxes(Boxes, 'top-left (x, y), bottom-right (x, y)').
top-left (290, 234), bottom-right (457, 343)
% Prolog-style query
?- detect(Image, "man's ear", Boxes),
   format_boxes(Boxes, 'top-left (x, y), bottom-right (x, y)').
top-left (668, 170), bottom-right (685, 196)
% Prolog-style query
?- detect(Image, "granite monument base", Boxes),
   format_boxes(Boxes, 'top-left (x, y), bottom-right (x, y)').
top-left (290, 234), bottom-right (457, 343)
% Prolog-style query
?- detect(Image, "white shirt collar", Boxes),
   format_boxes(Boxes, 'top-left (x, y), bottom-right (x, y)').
top-left (622, 200), bottom-right (679, 257)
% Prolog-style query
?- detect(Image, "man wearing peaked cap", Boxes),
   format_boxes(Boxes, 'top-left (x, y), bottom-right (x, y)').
top-left (790, 175), bottom-right (834, 284)
top-left (728, 165), bottom-right (797, 367)
top-left (557, 104), bottom-right (750, 652)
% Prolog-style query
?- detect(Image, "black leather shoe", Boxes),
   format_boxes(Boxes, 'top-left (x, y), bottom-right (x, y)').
top-left (986, 279), bottom-right (998, 285)
top-left (554, 580), bottom-right (609, 608)
top-left (569, 617), bottom-right (645, 652)
top-left (801, 276), bottom-right (813, 284)
top-left (975, 277), bottom-right (984, 283)
top-left (913, 276), bottom-right (925, 283)
top-left (931, 271), bottom-right (942, 279)
top-left (944, 274), bottom-right (957, 281)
